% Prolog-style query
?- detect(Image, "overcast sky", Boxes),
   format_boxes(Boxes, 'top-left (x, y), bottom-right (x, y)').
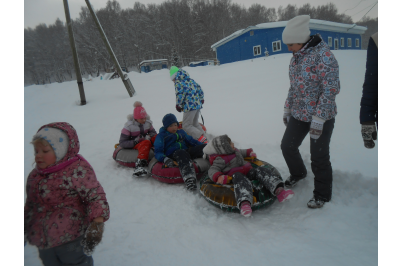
top-left (24, 0), bottom-right (378, 29)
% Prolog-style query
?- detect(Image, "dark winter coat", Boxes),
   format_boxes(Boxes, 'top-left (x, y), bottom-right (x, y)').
top-left (119, 114), bottom-right (157, 148)
top-left (175, 69), bottom-right (204, 113)
top-left (284, 34), bottom-right (340, 122)
top-left (154, 127), bottom-right (203, 162)
top-left (360, 33), bottom-right (378, 124)
top-left (24, 122), bottom-right (110, 249)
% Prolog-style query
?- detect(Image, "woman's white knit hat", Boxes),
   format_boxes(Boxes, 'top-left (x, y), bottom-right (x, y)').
top-left (282, 15), bottom-right (311, 44)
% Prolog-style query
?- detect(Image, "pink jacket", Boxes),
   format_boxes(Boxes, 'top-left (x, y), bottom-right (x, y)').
top-left (24, 122), bottom-right (110, 249)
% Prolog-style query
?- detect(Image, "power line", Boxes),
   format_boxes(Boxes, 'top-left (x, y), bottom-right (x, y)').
top-left (343, 0), bottom-right (366, 13)
top-left (355, 2), bottom-right (378, 22)
top-left (350, 2), bottom-right (377, 17)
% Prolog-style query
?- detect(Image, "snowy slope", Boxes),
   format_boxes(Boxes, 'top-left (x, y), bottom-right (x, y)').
top-left (24, 50), bottom-right (378, 266)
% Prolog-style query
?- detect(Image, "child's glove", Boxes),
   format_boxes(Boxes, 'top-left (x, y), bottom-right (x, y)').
top-left (176, 105), bottom-right (182, 113)
top-left (164, 157), bottom-right (176, 168)
top-left (217, 175), bottom-right (229, 185)
top-left (283, 108), bottom-right (291, 127)
top-left (309, 117), bottom-right (325, 140)
top-left (145, 135), bottom-right (151, 141)
top-left (361, 122), bottom-right (377, 149)
top-left (81, 221), bottom-right (104, 256)
top-left (250, 152), bottom-right (257, 159)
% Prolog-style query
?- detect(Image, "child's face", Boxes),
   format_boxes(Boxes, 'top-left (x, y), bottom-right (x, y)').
top-left (137, 118), bottom-right (146, 124)
top-left (230, 142), bottom-right (235, 150)
top-left (167, 123), bottom-right (178, 134)
top-left (34, 142), bottom-right (57, 169)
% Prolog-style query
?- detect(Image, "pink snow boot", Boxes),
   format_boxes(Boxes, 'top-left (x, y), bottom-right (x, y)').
top-left (276, 188), bottom-right (294, 203)
top-left (240, 201), bottom-right (252, 217)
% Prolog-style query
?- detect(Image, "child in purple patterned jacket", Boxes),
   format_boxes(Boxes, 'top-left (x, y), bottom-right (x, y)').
top-left (24, 122), bottom-right (110, 266)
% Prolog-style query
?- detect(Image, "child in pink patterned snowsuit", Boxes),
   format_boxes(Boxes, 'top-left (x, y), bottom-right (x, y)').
top-left (203, 135), bottom-right (294, 217)
top-left (24, 122), bottom-right (110, 266)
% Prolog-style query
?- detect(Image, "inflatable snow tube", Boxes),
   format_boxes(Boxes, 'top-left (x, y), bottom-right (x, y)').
top-left (178, 121), bottom-right (207, 133)
top-left (113, 146), bottom-right (155, 168)
top-left (199, 158), bottom-right (277, 213)
top-left (148, 157), bottom-right (210, 184)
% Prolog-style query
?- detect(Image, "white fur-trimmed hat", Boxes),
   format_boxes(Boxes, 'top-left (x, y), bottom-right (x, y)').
top-left (282, 15), bottom-right (311, 44)
top-left (33, 127), bottom-right (69, 162)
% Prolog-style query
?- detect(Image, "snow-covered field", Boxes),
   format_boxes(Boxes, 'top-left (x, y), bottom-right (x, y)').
top-left (24, 50), bottom-right (378, 265)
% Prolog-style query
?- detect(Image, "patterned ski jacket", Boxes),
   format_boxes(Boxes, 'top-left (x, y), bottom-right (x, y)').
top-left (174, 69), bottom-right (204, 113)
top-left (154, 127), bottom-right (203, 162)
top-left (119, 114), bottom-right (157, 148)
top-left (284, 34), bottom-right (340, 122)
top-left (24, 122), bottom-right (110, 249)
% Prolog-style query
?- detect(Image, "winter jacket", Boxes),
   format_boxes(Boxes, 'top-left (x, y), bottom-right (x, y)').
top-left (284, 34), bottom-right (340, 122)
top-left (202, 136), bottom-right (253, 182)
top-left (24, 122), bottom-right (110, 249)
top-left (207, 149), bottom-right (253, 182)
top-left (154, 127), bottom-right (203, 162)
top-left (174, 69), bottom-right (204, 113)
top-left (360, 33), bottom-right (378, 124)
top-left (119, 114), bottom-right (157, 149)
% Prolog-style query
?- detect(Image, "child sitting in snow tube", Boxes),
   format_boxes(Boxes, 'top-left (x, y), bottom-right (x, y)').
top-left (201, 135), bottom-right (294, 217)
top-left (153, 113), bottom-right (208, 191)
top-left (114, 101), bottom-right (157, 176)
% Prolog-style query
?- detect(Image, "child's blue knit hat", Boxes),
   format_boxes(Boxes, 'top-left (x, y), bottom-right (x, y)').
top-left (162, 113), bottom-right (179, 128)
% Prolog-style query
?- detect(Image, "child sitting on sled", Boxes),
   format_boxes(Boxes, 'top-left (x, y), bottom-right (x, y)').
top-left (203, 135), bottom-right (294, 217)
top-left (119, 101), bottom-right (157, 176)
top-left (154, 113), bottom-right (206, 191)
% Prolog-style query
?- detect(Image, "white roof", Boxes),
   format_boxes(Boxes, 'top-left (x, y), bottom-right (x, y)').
top-left (139, 59), bottom-right (168, 65)
top-left (211, 19), bottom-right (367, 50)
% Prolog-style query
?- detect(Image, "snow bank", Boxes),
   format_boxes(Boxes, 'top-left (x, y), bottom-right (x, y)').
top-left (24, 50), bottom-right (378, 265)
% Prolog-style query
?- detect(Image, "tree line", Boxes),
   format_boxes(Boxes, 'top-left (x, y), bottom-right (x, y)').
top-left (24, 0), bottom-right (378, 85)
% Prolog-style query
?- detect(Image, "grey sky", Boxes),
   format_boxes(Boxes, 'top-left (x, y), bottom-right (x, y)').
top-left (24, 0), bottom-right (378, 29)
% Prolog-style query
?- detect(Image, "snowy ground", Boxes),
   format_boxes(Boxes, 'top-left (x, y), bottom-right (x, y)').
top-left (23, 50), bottom-right (378, 265)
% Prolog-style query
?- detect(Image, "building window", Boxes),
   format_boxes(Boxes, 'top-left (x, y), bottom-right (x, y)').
top-left (250, 31), bottom-right (254, 36)
top-left (272, 40), bottom-right (282, 52)
top-left (356, 38), bottom-right (360, 47)
top-left (348, 38), bottom-right (352, 47)
top-left (253, 45), bottom-right (261, 56)
top-left (334, 39), bottom-right (339, 50)
top-left (340, 38), bottom-right (344, 47)
top-left (328, 37), bottom-right (332, 47)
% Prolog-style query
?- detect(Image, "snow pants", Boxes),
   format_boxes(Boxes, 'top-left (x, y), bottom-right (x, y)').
top-left (168, 144), bottom-right (207, 183)
top-left (182, 109), bottom-right (205, 139)
top-left (281, 116), bottom-right (335, 201)
top-left (134, 135), bottom-right (157, 160)
top-left (38, 236), bottom-right (93, 266)
top-left (232, 166), bottom-right (284, 208)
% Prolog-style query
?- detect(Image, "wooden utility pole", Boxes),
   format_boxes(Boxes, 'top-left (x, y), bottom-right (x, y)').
top-left (85, 0), bottom-right (135, 97)
top-left (63, 0), bottom-right (86, 105)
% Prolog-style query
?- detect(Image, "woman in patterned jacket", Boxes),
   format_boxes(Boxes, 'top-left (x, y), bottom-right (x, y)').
top-left (24, 122), bottom-right (110, 265)
top-left (280, 15), bottom-right (340, 209)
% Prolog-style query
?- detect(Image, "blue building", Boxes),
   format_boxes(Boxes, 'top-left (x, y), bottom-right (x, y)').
top-left (211, 19), bottom-right (367, 65)
top-left (138, 59), bottom-right (168, 73)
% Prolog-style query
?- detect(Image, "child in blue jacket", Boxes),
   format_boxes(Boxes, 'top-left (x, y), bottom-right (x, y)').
top-left (154, 113), bottom-right (206, 191)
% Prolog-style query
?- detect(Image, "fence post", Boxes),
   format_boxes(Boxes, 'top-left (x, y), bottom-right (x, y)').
top-left (63, 0), bottom-right (86, 105)
top-left (85, 0), bottom-right (135, 97)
